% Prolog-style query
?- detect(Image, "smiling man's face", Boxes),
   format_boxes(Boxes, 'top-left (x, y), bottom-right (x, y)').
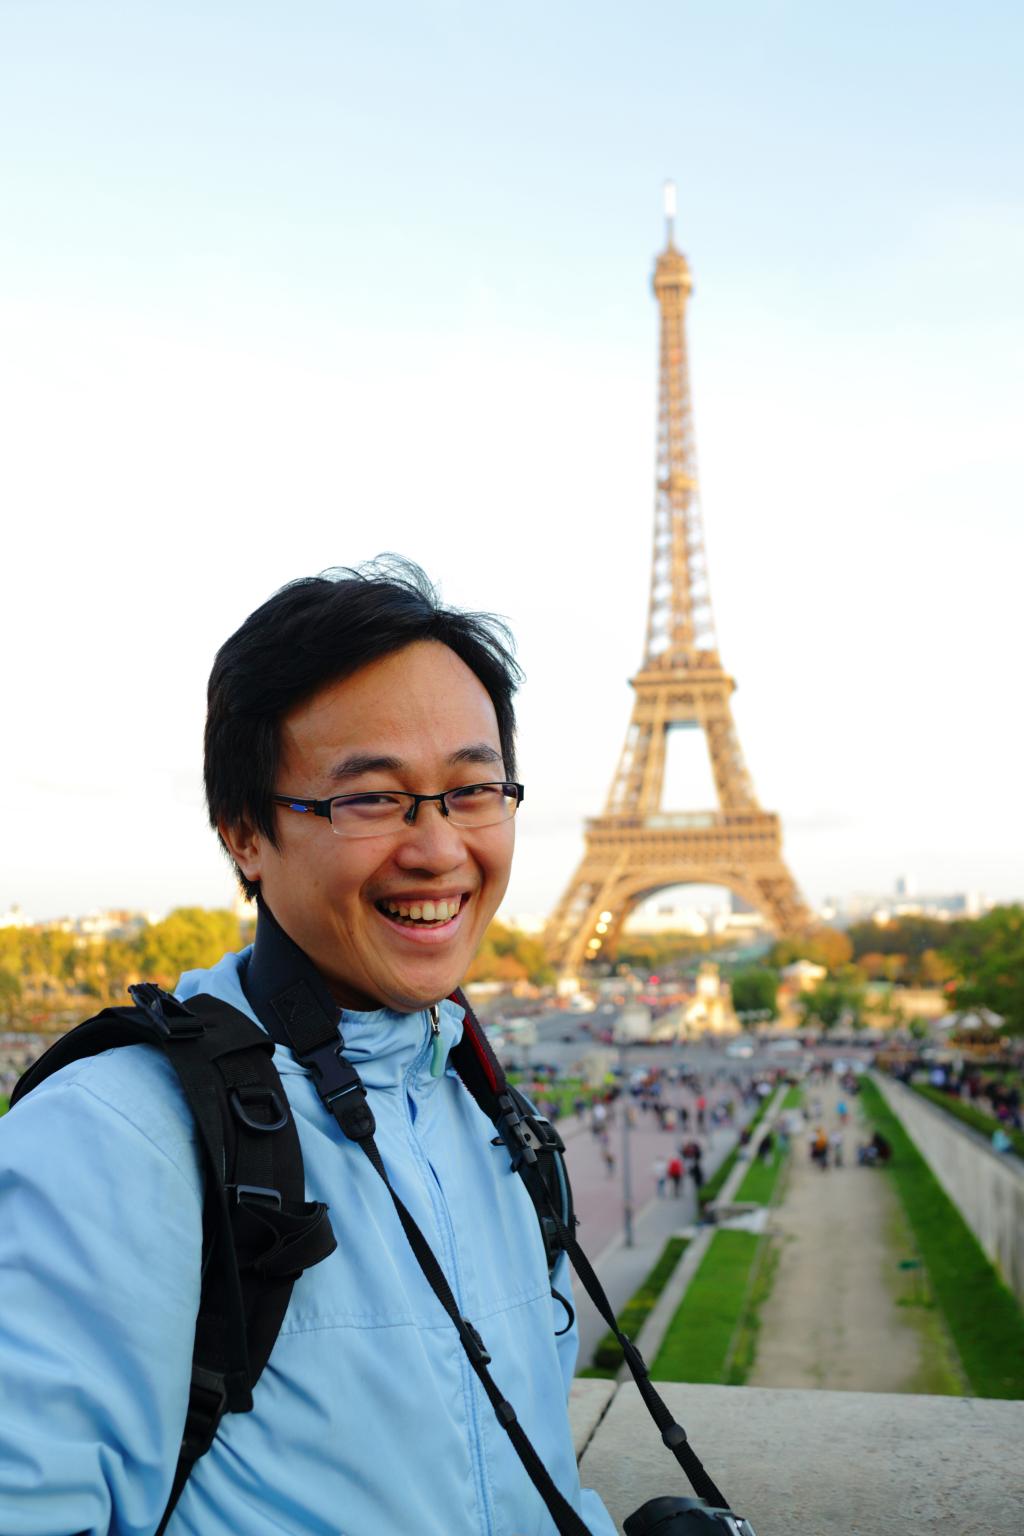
top-left (222, 640), bottom-right (515, 1012)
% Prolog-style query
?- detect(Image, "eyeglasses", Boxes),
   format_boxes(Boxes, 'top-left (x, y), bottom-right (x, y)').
top-left (273, 781), bottom-right (524, 839)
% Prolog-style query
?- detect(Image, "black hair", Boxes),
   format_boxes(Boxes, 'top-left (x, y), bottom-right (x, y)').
top-left (204, 556), bottom-right (522, 899)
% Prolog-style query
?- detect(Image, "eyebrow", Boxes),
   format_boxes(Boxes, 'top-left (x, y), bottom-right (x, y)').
top-left (327, 743), bottom-right (503, 783)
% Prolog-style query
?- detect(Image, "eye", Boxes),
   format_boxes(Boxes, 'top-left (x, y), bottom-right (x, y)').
top-left (448, 783), bottom-right (502, 802)
top-left (334, 792), bottom-right (406, 817)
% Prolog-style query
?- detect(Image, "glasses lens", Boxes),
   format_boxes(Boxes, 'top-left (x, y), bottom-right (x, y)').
top-left (329, 791), bottom-right (411, 837)
top-left (444, 782), bottom-right (519, 827)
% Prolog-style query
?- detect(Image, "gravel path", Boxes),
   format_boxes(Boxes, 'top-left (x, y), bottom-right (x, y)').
top-left (748, 1082), bottom-right (930, 1392)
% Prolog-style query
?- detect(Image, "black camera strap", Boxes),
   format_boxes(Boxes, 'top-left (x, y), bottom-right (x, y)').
top-left (450, 991), bottom-right (730, 1514)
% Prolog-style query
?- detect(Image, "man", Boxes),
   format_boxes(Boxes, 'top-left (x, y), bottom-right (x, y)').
top-left (0, 560), bottom-right (616, 1536)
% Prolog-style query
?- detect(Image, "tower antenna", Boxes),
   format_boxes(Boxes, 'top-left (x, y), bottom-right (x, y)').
top-left (663, 179), bottom-right (677, 245)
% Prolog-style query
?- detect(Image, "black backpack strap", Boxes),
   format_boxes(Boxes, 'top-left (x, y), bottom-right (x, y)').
top-left (448, 987), bottom-right (732, 1515)
top-left (448, 1001), bottom-right (574, 1280)
top-left (12, 983), bottom-right (336, 1534)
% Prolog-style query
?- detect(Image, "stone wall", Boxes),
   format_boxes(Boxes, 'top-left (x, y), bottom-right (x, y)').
top-left (873, 1073), bottom-right (1024, 1304)
top-left (569, 1378), bottom-right (1024, 1535)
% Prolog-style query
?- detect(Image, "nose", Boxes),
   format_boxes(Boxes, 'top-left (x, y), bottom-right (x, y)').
top-left (392, 799), bottom-right (468, 873)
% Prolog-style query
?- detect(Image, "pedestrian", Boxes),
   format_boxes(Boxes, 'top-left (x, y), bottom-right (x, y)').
top-left (652, 1156), bottom-right (668, 1197)
top-left (667, 1155), bottom-right (684, 1197)
top-left (812, 1125), bottom-right (829, 1170)
top-left (0, 559), bottom-right (616, 1536)
top-left (603, 1145), bottom-right (616, 1178)
top-left (690, 1150), bottom-right (704, 1194)
top-left (830, 1129), bottom-right (844, 1167)
top-left (758, 1130), bottom-right (774, 1163)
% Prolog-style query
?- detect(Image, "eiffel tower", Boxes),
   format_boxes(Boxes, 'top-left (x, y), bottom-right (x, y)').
top-left (546, 186), bottom-right (813, 975)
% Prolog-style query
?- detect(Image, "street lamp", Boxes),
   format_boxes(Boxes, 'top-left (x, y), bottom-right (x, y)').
top-left (612, 1020), bottom-right (635, 1247)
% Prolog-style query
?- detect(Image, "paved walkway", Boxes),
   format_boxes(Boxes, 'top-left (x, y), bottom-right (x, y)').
top-left (748, 1081), bottom-right (958, 1392)
top-left (568, 1114), bottom-right (740, 1367)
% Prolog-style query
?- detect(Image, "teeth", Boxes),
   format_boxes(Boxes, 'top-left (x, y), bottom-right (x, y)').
top-left (382, 895), bottom-right (462, 923)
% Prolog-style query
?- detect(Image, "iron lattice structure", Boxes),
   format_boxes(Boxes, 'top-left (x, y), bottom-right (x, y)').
top-left (546, 193), bottom-right (813, 974)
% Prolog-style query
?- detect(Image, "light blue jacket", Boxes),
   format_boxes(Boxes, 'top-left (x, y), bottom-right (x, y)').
top-left (0, 951), bottom-right (617, 1536)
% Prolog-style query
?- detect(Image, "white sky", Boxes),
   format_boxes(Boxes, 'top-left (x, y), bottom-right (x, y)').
top-left (2, 2), bottom-right (1022, 923)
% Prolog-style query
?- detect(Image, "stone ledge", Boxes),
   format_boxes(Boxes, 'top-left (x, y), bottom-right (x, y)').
top-left (569, 1376), bottom-right (617, 1458)
top-left (578, 1381), bottom-right (1024, 1535)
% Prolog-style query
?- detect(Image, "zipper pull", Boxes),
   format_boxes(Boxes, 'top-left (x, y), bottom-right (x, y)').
top-left (428, 1004), bottom-right (445, 1078)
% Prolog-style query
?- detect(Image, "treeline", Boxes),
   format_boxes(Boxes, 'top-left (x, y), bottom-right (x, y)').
top-left (0, 909), bottom-right (556, 1025)
top-left (464, 922), bottom-right (555, 988)
top-left (0, 909), bottom-right (249, 1026)
top-left (766, 907), bottom-right (1023, 1035)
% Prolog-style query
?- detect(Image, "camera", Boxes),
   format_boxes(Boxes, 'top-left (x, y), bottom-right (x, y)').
top-left (624, 1495), bottom-right (757, 1535)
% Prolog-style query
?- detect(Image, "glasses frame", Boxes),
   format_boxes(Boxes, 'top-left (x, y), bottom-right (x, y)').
top-left (272, 780), bottom-right (525, 836)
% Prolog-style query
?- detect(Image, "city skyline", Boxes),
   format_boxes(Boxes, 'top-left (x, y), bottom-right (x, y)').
top-left (2, 3), bottom-right (1022, 924)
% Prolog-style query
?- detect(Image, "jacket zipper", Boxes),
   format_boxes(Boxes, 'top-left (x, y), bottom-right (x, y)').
top-left (404, 1010), bottom-right (496, 1535)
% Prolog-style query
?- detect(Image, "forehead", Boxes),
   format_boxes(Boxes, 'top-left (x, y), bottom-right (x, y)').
top-left (279, 641), bottom-right (501, 775)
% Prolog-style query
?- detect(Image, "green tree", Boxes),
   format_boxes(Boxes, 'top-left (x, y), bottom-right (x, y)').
top-left (770, 927), bottom-right (852, 973)
top-left (136, 908), bottom-right (243, 988)
top-left (0, 967), bottom-right (22, 1025)
top-left (940, 905), bottom-right (1024, 1034)
top-left (797, 974), bottom-right (865, 1031)
top-left (729, 967), bottom-right (778, 1018)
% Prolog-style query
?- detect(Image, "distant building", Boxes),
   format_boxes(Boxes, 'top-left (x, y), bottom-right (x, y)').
top-left (0, 905), bottom-right (33, 929)
top-left (622, 903), bottom-right (710, 937)
top-left (828, 880), bottom-right (998, 927)
top-left (780, 959), bottom-right (827, 992)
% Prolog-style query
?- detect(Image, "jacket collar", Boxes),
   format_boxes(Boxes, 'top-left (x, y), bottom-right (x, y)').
top-left (237, 898), bottom-right (464, 1092)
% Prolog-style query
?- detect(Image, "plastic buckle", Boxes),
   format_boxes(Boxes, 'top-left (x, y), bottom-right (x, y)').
top-left (229, 1085), bottom-right (289, 1132)
top-left (181, 1366), bottom-right (229, 1457)
top-left (528, 1114), bottom-right (565, 1155)
top-left (129, 983), bottom-right (205, 1040)
top-left (461, 1318), bottom-right (492, 1366)
top-left (231, 1184), bottom-right (283, 1211)
top-left (495, 1092), bottom-right (537, 1171)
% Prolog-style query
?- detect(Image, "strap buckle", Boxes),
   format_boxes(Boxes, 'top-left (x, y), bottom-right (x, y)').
top-left (461, 1318), bottom-right (492, 1366)
top-left (129, 983), bottom-right (205, 1040)
top-left (181, 1365), bottom-right (230, 1459)
top-left (229, 1085), bottom-right (289, 1132)
top-left (495, 1091), bottom-right (538, 1171)
top-left (230, 1183), bottom-right (283, 1211)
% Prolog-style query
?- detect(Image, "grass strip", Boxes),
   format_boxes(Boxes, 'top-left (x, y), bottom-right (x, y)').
top-left (910, 1082), bottom-right (1024, 1159)
top-left (726, 1234), bottom-right (781, 1384)
top-left (734, 1141), bottom-right (787, 1204)
top-left (697, 1091), bottom-right (773, 1209)
top-left (859, 1076), bottom-right (1024, 1398)
top-left (650, 1229), bottom-right (760, 1383)
top-left (580, 1234), bottom-right (689, 1377)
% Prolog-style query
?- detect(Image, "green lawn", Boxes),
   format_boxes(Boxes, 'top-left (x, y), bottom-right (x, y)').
top-left (697, 1090), bottom-right (774, 1209)
top-left (859, 1076), bottom-right (1024, 1398)
top-left (580, 1235), bottom-right (690, 1378)
top-left (650, 1229), bottom-right (761, 1383)
top-left (734, 1142), bottom-right (787, 1204)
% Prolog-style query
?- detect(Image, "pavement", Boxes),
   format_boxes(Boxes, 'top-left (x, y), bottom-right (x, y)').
top-left (569, 1110), bottom-right (747, 1367)
top-left (747, 1080), bottom-right (965, 1393)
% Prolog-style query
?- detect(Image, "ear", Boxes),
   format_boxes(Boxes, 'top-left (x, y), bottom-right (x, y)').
top-left (219, 814), bottom-right (267, 884)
